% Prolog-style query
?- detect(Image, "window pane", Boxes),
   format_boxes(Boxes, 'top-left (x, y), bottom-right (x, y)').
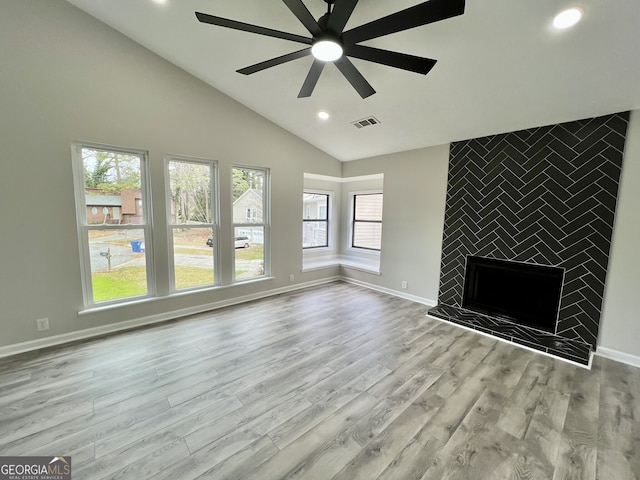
top-left (82, 148), bottom-right (144, 225)
top-left (173, 228), bottom-right (214, 290)
top-left (88, 228), bottom-right (148, 302)
top-left (303, 221), bottom-right (328, 248)
top-left (168, 161), bottom-right (212, 224)
top-left (353, 223), bottom-right (382, 250)
top-left (303, 193), bottom-right (328, 220)
top-left (235, 226), bottom-right (264, 280)
top-left (354, 193), bottom-right (383, 221)
top-left (233, 167), bottom-right (264, 223)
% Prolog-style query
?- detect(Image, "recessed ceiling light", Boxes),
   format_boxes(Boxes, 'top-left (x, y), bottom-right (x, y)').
top-left (553, 8), bottom-right (583, 29)
top-left (318, 111), bottom-right (330, 120)
top-left (152, 0), bottom-right (167, 4)
top-left (311, 40), bottom-right (343, 62)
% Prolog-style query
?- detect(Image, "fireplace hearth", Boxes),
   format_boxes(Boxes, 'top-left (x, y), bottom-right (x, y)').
top-left (427, 303), bottom-right (592, 365)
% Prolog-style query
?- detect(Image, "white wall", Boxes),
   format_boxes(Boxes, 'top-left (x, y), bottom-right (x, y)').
top-left (0, 0), bottom-right (341, 349)
top-left (599, 109), bottom-right (640, 361)
top-left (341, 146), bottom-right (450, 304)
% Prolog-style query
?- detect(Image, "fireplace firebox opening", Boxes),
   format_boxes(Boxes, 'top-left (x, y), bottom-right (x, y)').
top-left (461, 256), bottom-right (564, 333)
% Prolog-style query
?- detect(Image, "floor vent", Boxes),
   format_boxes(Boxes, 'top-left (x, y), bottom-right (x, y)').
top-left (351, 116), bottom-right (381, 129)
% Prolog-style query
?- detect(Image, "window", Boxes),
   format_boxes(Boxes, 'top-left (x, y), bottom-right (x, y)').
top-left (232, 166), bottom-right (269, 281)
top-left (72, 144), bottom-right (153, 306)
top-left (352, 193), bottom-right (383, 250)
top-left (303, 192), bottom-right (329, 248)
top-left (166, 157), bottom-right (218, 291)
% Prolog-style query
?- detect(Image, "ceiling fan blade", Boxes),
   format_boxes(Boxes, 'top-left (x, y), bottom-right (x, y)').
top-left (196, 12), bottom-right (312, 45)
top-left (343, 0), bottom-right (465, 44)
top-left (282, 0), bottom-right (322, 36)
top-left (298, 60), bottom-right (325, 98)
top-left (344, 44), bottom-right (437, 74)
top-left (334, 57), bottom-right (376, 98)
top-left (327, 0), bottom-right (359, 35)
top-left (237, 48), bottom-right (311, 75)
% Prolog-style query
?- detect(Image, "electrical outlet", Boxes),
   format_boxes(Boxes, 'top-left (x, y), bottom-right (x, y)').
top-left (289, 274), bottom-right (294, 282)
top-left (36, 318), bottom-right (49, 331)
top-left (401, 281), bottom-right (408, 290)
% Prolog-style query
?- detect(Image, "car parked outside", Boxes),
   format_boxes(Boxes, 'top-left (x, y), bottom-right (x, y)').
top-left (234, 236), bottom-right (250, 248)
top-left (206, 236), bottom-right (250, 248)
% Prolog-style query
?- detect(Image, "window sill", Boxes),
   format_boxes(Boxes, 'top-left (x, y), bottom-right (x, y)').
top-left (302, 255), bottom-right (380, 275)
top-left (78, 276), bottom-right (276, 315)
top-left (302, 257), bottom-right (341, 272)
top-left (340, 258), bottom-right (381, 275)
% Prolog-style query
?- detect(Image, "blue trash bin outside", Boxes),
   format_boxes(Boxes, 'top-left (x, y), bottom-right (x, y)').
top-left (130, 240), bottom-right (143, 253)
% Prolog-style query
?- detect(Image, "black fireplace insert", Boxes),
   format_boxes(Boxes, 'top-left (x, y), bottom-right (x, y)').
top-left (462, 256), bottom-right (564, 333)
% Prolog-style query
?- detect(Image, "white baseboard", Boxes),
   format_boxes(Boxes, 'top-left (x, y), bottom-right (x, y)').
top-left (341, 277), bottom-right (437, 307)
top-left (596, 346), bottom-right (640, 368)
top-left (0, 276), bottom-right (341, 359)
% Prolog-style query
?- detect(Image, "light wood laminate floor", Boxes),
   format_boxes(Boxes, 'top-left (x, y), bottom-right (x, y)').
top-left (0, 282), bottom-right (638, 479)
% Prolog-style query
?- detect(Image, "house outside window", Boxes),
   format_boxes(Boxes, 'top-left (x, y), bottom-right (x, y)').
top-left (245, 207), bottom-right (258, 223)
top-left (166, 156), bottom-right (218, 291)
top-left (232, 166), bottom-right (269, 281)
top-left (303, 192), bottom-right (329, 248)
top-left (352, 193), bottom-right (383, 250)
top-left (72, 143), bottom-right (154, 306)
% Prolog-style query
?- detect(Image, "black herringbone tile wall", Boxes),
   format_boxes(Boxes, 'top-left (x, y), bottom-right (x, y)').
top-left (434, 112), bottom-right (629, 355)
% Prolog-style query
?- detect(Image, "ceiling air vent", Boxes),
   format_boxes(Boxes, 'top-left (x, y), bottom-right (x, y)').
top-left (351, 116), bottom-right (381, 129)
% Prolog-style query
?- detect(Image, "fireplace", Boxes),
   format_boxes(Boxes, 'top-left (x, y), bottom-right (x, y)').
top-left (428, 112), bottom-right (629, 365)
top-left (462, 256), bottom-right (564, 333)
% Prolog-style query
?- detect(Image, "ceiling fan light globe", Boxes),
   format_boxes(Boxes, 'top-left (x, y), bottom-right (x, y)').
top-left (312, 40), bottom-right (343, 62)
top-left (553, 8), bottom-right (582, 29)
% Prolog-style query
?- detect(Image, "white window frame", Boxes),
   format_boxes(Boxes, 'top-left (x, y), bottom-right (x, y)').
top-left (350, 191), bottom-right (383, 252)
top-left (165, 155), bottom-right (219, 292)
top-left (71, 142), bottom-right (155, 308)
top-left (232, 165), bottom-right (270, 282)
top-left (303, 190), bottom-right (331, 250)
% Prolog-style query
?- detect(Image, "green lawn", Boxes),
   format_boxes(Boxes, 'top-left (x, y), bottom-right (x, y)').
top-left (92, 265), bottom-right (215, 301)
top-left (92, 267), bottom-right (148, 301)
top-left (175, 266), bottom-right (214, 290)
top-left (235, 245), bottom-right (263, 261)
top-left (92, 247), bottom-right (262, 302)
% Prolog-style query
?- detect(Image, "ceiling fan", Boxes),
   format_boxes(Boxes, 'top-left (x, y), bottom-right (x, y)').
top-left (195, 0), bottom-right (465, 98)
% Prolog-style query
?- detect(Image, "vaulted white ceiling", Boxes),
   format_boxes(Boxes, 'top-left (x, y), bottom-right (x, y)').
top-left (66, 0), bottom-right (640, 161)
